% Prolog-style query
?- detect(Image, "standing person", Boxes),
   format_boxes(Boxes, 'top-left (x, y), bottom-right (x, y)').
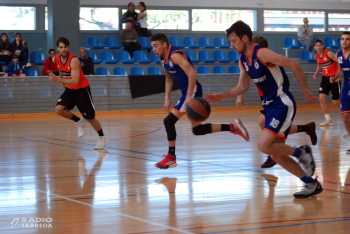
top-left (43, 49), bottom-right (59, 76)
top-left (298, 18), bottom-right (314, 52)
top-left (205, 21), bottom-right (322, 198)
top-left (79, 48), bottom-right (94, 75)
top-left (120, 22), bottom-right (142, 58)
top-left (0, 32), bottom-right (13, 65)
top-left (121, 2), bottom-right (138, 29)
top-left (313, 39), bottom-right (340, 126)
top-left (138, 2), bottom-right (148, 37)
top-left (150, 33), bottom-right (249, 169)
top-left (11, 32), bottom-right (31, 68)
top-left (331, 32), bottom-right (350, 154)
top-left (49, 37), bottom-right (108, 150)
top-left (236, 35), bottom-right (317, 169)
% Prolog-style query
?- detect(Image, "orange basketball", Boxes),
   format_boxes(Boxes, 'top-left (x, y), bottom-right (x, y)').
top-left (186, 97), bottom-right (211, 121)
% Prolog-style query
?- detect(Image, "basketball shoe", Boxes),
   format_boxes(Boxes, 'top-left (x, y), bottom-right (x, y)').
top-left (75, 117), bottom-right (86, 138)
top-left (297, 145), bottom-right (316, 177)
top-left (94, 136), bottom-right (109, 150)
top-left (306, 122), bottom-right (317, 145)
top-left (320, 119), bottom-right (333, 126)
top-left (293, 178), bottom-right (323, 198)
top-left (261, 156), bottom-right (277, 168)
top-left (155, 153), bottom-right (177, 169)
top-left (230, 119), bottom-right (249, 141)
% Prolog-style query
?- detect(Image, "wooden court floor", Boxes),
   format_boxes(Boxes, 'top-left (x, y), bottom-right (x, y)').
top-left (1, 108), bottom-right (350, 233)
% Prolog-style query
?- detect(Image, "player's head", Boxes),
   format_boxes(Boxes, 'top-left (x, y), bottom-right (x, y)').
top-left (314, 39), bottom-right (324, 52)
top-left (341, 32), bottom-right (350, 49)
top-left (226, 20), bottom-right (252, 54)
top-left (150, 33), bottom-right (169, 58)
top-left (48, 49), bottom-right (56, 58)
top-left (12, 54), bottom-right (19, 63)
top-left (56, 37), bottom-right (70, 57)
top-left (128, 2), bottom-right (135, 12)
top-left (125, 22), bottom-right (132, 31)
top-left (252, 35), bottom-right (268, 48)
top-left (80, 48), bottom-right (86, 57)
top-left (138, 2), bottom-right (146, 12)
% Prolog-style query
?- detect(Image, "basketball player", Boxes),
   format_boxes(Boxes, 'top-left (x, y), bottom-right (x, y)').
top-left (237, 35), bottom-right (317, 169)
top-left (331, 32), bottom-right (350, 154)
top-left (314, 39), bottom-right (340, 126)
top-left (205, 21), bottom-right (322, 198)
top-left (150, 33), bottom-right (249, 169)
top-left (48, 37), bottom-right (108, 150)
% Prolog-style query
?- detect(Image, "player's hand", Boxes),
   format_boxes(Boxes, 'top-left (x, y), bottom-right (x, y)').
top-left (330, 76), bottom-right (341, 83)
top-left (236, 95), bottom-right (244, 107)
top-left (303, 90), bottom-right (318, 104)
top-left (204, 93), bottom-right (222, 106)
top-left (60, 83), bottom-right (66, 88)
top-left (183, 96), bottom-right (191, 109)
top-left (49, 72), bottom-right (60, 83)
top-left (313, 73), bottom-right (318, 79)
top-left (164, 98), bottom-right (174, 114)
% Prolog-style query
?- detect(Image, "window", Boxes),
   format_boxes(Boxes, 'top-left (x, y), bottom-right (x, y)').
top-left (328, 13), bottom-right (350, 31)
top-left (264, 10), bottom-right (325, 32)
top-left (192, 9), bottom-right (257, 31)
top-left (0, 6), bottom-right (36, 30)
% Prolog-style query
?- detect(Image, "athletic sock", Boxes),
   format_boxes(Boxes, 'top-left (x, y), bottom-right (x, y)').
top-left (292, 147), bottom-right (302, 158)
top-left (221, 124), bottom-right (230, 131)
top-left (169, 147), bottom-right (175, 155)
top-left (325, 114), bottom-right (331, 121)
top-left (97, 129), bottom-right (104, 136)
top-left (301, 176), bottom-right (316, 184)
top-left (71, 115), bottom-right (80, 122)
top-left (297, 125), bottom-right (311, 133)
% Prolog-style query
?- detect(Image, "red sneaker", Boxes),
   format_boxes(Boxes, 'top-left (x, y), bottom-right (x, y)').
top-left (230, 119), bottom-right (249, 141)
top-left (155, 153), bottom-right (177, 169)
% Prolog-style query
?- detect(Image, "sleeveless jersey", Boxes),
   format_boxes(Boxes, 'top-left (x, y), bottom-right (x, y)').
top-left (55, 53), bottom-right (89, 89)
top-left (316, 49), bottom-right (338, 77)
top-left (337, 51), bottom-right (350, 90)
top-left (239, 44), bottom-right (290, 102)
top-left (160, 45), bottom-right (200, 92)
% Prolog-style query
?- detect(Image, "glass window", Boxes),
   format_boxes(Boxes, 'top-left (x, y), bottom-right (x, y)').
top-left (264, 10), bottom-right (325, 32)
top-left (328, 13), bottom-right (350, 31)
top-left (192, 9), bottom-right (257, 31)
top-left (0, 6), bottom-right (36, 30)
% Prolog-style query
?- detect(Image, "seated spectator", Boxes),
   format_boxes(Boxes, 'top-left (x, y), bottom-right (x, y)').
top-left (121, 2), bottom-right (138, 29)
top-left (5, 55), bottom-right (26, 77)
top-left (79, 48), bottom-right (94, 75)
top-left (43, 49), bottom-right (59, 76)
top-left (120, 22), bottom-right (142, 58)
top-left (298, 18), bottom-right (313, 52)
top-left (12, 32), bottom-right (31, 68)
top-left (0, 32), bottom-right (13, 65)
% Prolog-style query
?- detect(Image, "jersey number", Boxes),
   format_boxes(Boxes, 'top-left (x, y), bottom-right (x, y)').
top-left (269, 118), bottom-right (280, 129)
top-left (323, 68), bottom-right (328, 74)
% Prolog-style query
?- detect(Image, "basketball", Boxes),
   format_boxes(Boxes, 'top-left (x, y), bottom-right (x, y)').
top-left (186, 97), bottom-right (211, 121)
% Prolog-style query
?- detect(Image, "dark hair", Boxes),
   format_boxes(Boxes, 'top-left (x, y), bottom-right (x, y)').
top-left (252, 35), bottom-right (268, 48)
top-left (128, 2), bottom-right (134, 7)
top-left (12, 32), bottom-right (23, 48)
top-left (12, 54), bottom-right (19, 59)
top-left (49, 48), bottom-right (56, 54)
top-left (314, 39), bottom-right (323, 45)
top-left (341, 32), bottom-right (350, 36)
top-left (151, 33), bottom-right (168, 45)
top-left (139, 2), bottom-right (146, 12)
top-left (56, 37), bottom-right (69, 47)
top-left (0, 32), bottom-right (10, 49)
top-left (226, 20), bottom-right (252, 41)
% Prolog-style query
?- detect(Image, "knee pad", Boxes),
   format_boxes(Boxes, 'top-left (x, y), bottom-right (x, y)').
top-left (163, 113), bottom-right (178, 141)
top-left (192, 124), bottom-right (212, 136)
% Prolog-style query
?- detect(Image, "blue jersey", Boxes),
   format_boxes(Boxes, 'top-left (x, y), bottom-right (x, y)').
top-left (161, 45), bottom-right (200, 92)
top-left (239, 44), bottom-right (290, 102)
top-left (337, 51), bottom-right (350, 90)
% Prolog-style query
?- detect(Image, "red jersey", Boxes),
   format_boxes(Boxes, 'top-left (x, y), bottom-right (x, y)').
top-left (55, 53), bottom-right (89, 89)
top-left (315, 49), bottom-right (338, 77)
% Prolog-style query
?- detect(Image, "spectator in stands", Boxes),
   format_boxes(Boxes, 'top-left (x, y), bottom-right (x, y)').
top-left (121, 2), bottom-right (138, 29)
top-left (5, 55), bottom-right (26, 77)
top-left (138, 2), bottom-right (148, 37)
top-left (12, 32), bottom-right (31, 69)
top-left (79, 48), bottom-right (94, 75)
top-left (0, 32), bottom-right (13, 65)
top-left (43, 49), bottom-right (59, 76)
top-left (120, 22), bottom-right (142, 58)
top-left (298, 18), bottom-right (313, 52)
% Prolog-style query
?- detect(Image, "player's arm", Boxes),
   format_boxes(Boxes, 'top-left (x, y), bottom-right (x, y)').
top-left (49, 57), bottom-right (80, 86)
top-left (257, 48), bottom-right (318, 104)
top-left (164, 70), bottom-right (174, 113)
top-left (236, 94), bottom-right (244, 107)
top-left (331, 63), bottom-right (343, 83)
top-left (327, 50), bottom-right (338, 64)
top-left (313, 63), bottom-right (322, 79)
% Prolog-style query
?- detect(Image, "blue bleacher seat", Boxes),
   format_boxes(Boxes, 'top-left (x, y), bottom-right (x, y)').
top-left (301, 50), bottom-right (316, 62)
top-left (198, 36), bottom-right (215, 48)
top-left (22, 68), bottom-right (38, 76)
top-left (228, 50), bottom-right (239, 63)
top-left (183, 36), bottom-right (200, 48)
top-left (147, 67), bottom-right (161, 75)
top-left (0, 61), bottom-right (5, 65)
top-left (331, 50), bottom-right (339, 54)
top-left (138, 36), bottom-right (153, 49)
top-left (201, 82), bottom-right (210, 94)
top-left (86, 51), bottom-right (101, 64)
top-left (212, 82), bottom-right (226, 93)
top-left (130, 67), bottom-right (144, 75)
top-left (197, 66), bottom-right (210, 74)
top-left (228, 65), bottom-right (239, 73)
top-left (133, 50), bottom-right (151, 64)
top-left (36, 86), bottom-right (51, 98)
top-left (324, 37), bottom-right (340, 49)
top-left (297, 39), bottom-right (306, 49)
top-left (91, 84), bottom-right (107, 97)
top-left (87, 36), bottom-right (104, 49)
top-left (100, 51), bottom-right (117, 64)
top-left (103, 36), bottom-right (122, 49)
top-left (96, 67), bottom-right (110, 75)
top-left (113, 67), bottom-right (128, 75)
top-left (150, 51), bottom-right (160, 63)
top-left (183, 50), bottom-right (199, 63)
top-left (168, 36), bottom-right (184, 48)
top-left (116, 51), bottom-right (134, 64)
top-left (30, 51), bottom-right (45, 65)
top-left (213, 37), bottom-right (230, 48)
top-left (0, 87), bottom-right (14, 98)
top-left (198, 50), bottom-right (215, 63)
top-left (9, 36), bottom-right (14, 43)
top-left (213, 66), bottom-right (226, 74)
top-left (284, 37), bottom-right (303, 49)
top-left (213, 50), bottom-right (230, 63)
top-left (336, 37), bottom-right (341, 47)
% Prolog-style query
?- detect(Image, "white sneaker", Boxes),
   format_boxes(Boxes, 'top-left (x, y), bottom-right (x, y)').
top-left (94, 136), bottom-right (109, 150)
top-left (320, 120), bottom-right (333, 126)
top-left (293, 178), bottom-right (323, 198)
top-left (346, 149), bottom-right (350, 154)
top-left (298, 145), bottom-right (316, 177)
top-left (75, 117), bottom-right (86, 138)
top-left (26, 62), bottom-right (32, 67)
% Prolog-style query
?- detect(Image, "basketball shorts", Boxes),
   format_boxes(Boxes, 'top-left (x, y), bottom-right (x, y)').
top-left (174, 83), bottom-right (203, 113)
top-left (259, 96), bottom-right (266, 115)
top-left (263, 93), bottom-right (296, 140)
top-left (319, 75), bottom-right (341, 100)
top-left (341, 88), bottom-right (350, 114)
top-left (56, 86), bottom-right (95, 119)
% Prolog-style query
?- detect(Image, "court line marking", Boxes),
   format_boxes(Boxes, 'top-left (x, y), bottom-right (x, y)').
top-left (35, 189), bottom-right (195, 234)
top-left (340, 132), bottom-right (350, 144)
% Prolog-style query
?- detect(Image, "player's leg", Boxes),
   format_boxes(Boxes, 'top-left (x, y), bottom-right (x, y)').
top-left (331, 81), bottom-right (341, 108)
top-left (258, 112), bottom-right (277, 168)
top-left (319, 76), bottom-right (333, 126)
top-left (342, 112), bottom-right (350, 154)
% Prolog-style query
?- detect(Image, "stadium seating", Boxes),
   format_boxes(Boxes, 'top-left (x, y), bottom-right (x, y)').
top-left (183, 50), bottom-right (199, 63)
top-left (213, 66), bottom-right (226, 74)
top-left (147, 66), bottom-right (162, 75)
top-left (100, 51), bottom-right (117, 64)
top-left (213, 50), bottom-right (230, 63)
top-left (104, 36), bottom-right (122, 49)
top-left (87, 36), bottom-right (104, 49)
top-left (86, 51), bottom-right (101, 64)
top-left (0, 61), bottom-right (5, 65)
top-left (30, 51), bottom-right (45, 65)
top-left (168, 36), bottom-right (184, 48)
top-left (324, 37), bottom-right (340, 49)
top-left (228, 65), bottom-right (240, 73)
top-left (96, 67), bottom-right (110, 75)
top-left (213, 37), bottom-right (230, 48)
top-left (113, 67), bottom-right (128, 75)
top-left (297, 39), bottom-right (306, 49)
top-left (22, 68), bottom-right (38, 76)
top-left (133, 50), bottom-right (151, 64)
top-left (197, 66), bottom-right (210, 74)
top-left (228, 50), bottom-right (239, 63)
top-left (91, 84), bottom-right (107, 96)
top-left (198, 50), bottom-right (215, 63)
top-left (301, 50), bottom-right (316, 62)
top-left (284, 37), bottom-right (303, 49)
top-left (183, 36), bottom-right (200, 48)
top-left (198, 36), bottom-right (215, 48)
top-left (138, 36), bottom-right (153, 50)
top-left (150, 51), bottom-right (160, 63)
top-left (9, 36), bottom-right (14, 43)
top-left (130, 67), bottom-right (144, 75)
top-left (0, 87), bottom-right (14, 99)
top-left (337, 37), bottom-right (341, 47)
top-left (36, 86), bottom-right (52, 98)
top-left (116, 51), bottom-right (134, 64)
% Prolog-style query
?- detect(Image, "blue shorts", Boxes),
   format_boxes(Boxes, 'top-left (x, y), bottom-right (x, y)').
top-left (174, 83), bottom-right (203, 113)
top-left (341, 88), bottom-right (350, 114)
top-left (263, 93), bottom-right (296, 139)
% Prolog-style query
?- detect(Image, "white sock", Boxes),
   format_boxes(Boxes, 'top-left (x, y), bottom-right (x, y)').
top-left (325, 114), bottom-right (331, 121)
